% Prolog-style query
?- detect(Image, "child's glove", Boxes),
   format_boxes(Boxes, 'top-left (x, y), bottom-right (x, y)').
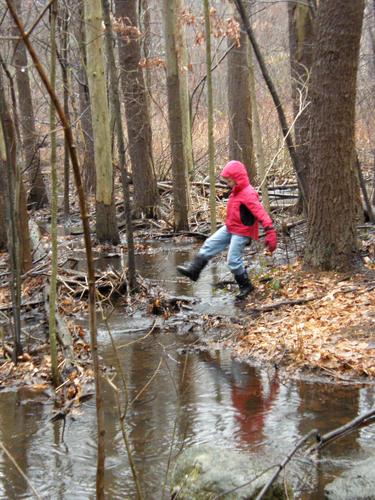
top-left (264, 227), bottom-right (277, 253)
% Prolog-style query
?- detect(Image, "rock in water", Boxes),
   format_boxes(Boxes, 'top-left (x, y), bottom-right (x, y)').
top-left (325, 457), bottom-right (375, 500)
top-left (171, 446), bottom-right (292, 499)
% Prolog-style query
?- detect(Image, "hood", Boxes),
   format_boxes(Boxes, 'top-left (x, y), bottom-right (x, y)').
top-left (220, 160), bottom-right (250, 192)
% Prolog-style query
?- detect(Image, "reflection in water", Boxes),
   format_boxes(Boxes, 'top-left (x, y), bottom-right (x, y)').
top-left (0, 336), bottom-right (374, 499)
top-left (0, 241), bottom-right (374, 498)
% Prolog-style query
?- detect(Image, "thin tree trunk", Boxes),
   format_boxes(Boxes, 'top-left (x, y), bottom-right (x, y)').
top-left (204, 0), bottom-right (216, 233)
top-left (12, 0), bottom-right (48, 209)
top-left (115, 0), bottom-right (159, 218)
top-left (227, 4), bottom-right (255, 180)
top-left (233, 0), bottom-right (309, 206)
top-left (304, 0), bottom-right (364, 270)
top-left (49, 1), bottom-right (59, 387)
top-left (0, 72), bottom-right (23, 361)
top-left (5, 3), bottom-right (105, 496)
top-left (60, 3), bottom-right (71, 220)
top-left (163, 0), bottom-right (191, 231)
top-left (0, 166), bottom-right (6, 249)
top-left (102, 0), bottom-right (137, 291)
top-left (76, 1), bottom-right (96, 195)
top-left (85, 0), bottom-right (120, 245)
top-left (288, 1), bottom-right (314, 210)
top-left (248, 40), bottom-right (270, 212)
top-left (140, 0), bottom-right (152, 99)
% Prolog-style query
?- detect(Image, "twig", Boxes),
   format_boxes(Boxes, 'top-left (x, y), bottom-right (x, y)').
top-left (25, 0), bottom-right (57, 39)
top-left (0, 441), bottom-right (42, 499)
top-left (255, 429), bottom-right (318, 500)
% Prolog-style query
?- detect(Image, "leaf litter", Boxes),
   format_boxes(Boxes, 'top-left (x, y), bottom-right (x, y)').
top-left (229, 260), bottom-right (375, 380)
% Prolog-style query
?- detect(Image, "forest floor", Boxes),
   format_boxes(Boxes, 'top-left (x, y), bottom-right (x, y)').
top-left (226, 258), bottom-right (375, 381)
top-left (0, 183), bottom-right (374, 395)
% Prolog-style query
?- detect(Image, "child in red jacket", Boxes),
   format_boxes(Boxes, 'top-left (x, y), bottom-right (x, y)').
top-left (177, 160), bottom-right (277, 299)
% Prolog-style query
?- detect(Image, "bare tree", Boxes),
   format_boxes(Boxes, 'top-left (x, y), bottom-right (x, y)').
top-left (228, 4), bottom-right (255, 180)
top-left (115, 0), bottom-right (159, 218)
top-left (85, 0), bottom-right (120, 244)
top-left (102, 0), bottom-right (137, 290)
top-left (12, 0), bottom-right (48, 209)
top-left (75, 1), bottom-right (96, 194)
top-left (204, 0), bottom-right (217, 232)
top-left (288, 0), bottom-right (315, 209)
top-left (163, 0), bottom-right (192, 230)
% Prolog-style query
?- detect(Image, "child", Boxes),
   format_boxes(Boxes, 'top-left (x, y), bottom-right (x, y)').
top-left (177, 160), bottom-right (277, 299)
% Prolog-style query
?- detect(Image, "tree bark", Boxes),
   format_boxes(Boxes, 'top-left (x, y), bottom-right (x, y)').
top-left (162, 0), bottom-right (191, 231)
top-left (12, 0), bottom-right (48, 209)
top-left (227, 6), bottom-right (255, 181)
top-left (304, 0), bottom-right (364, 271)
top-left (76, 1), bottom-right (96, 195)
top-left (115, 0), bottom-right (159, 218)
top-left (84, 0), bottom-right (120, 244)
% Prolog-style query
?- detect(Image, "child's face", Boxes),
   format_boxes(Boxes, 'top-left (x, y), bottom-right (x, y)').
top-left (221, 176), bottom-right (236, 188)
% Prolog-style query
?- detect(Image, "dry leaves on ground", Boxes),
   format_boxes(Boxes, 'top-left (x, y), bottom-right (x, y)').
top-left (233, 261), bottom-right (375, 380)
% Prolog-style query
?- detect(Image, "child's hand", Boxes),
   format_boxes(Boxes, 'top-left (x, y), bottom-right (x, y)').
top-left (264, 227), bottom-right (277, 253)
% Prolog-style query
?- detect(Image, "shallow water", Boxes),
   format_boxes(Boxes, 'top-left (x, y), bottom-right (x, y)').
top-left (0, 240), bottom-right (374, 499)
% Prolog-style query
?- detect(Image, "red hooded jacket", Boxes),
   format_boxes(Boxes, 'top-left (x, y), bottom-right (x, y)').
top-left (220, 160), bottom-right (273, 239)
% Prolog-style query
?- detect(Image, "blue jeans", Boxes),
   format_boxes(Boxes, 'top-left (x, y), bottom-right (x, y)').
top-left (198, 225), bottom-right (250, 275)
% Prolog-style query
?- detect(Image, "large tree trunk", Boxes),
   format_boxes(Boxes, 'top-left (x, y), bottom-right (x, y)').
top-left (115, 0), bottom-right (159, 218)
top-left (288, 1), bottom-right (314, 208)
top-left (12, 0), bottom-right (48, 209)
top-left (84, 0), bottom-right (120, 244)
top-left (227, 7), bottom-right (255, 181)
top-left (304, 0), bottom-right (364, 271)
top-left (163, 0), bottom-right (192, 231)
top-left (76, 1), bottom-right (96, 195)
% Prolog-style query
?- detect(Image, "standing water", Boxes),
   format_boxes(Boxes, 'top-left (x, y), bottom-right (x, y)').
top-left (0, 241), bottom-right (374, 499)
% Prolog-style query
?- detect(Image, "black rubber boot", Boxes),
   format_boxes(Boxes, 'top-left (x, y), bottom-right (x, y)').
top-left (177, 255), bottom-right (208, 281)
top-left (234, 271), bottom-right (254, 300)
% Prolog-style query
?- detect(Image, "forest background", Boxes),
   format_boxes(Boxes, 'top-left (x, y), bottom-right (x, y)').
top-left (0, 0), bottom-right (374, 497)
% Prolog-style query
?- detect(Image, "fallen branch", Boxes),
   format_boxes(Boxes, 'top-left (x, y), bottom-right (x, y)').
top-left (0, 298), bottom-right (44, 311)
top-left (308, 407), bottom-right (375, 453)
top-left (247, 295), bottom-right (319, 313)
